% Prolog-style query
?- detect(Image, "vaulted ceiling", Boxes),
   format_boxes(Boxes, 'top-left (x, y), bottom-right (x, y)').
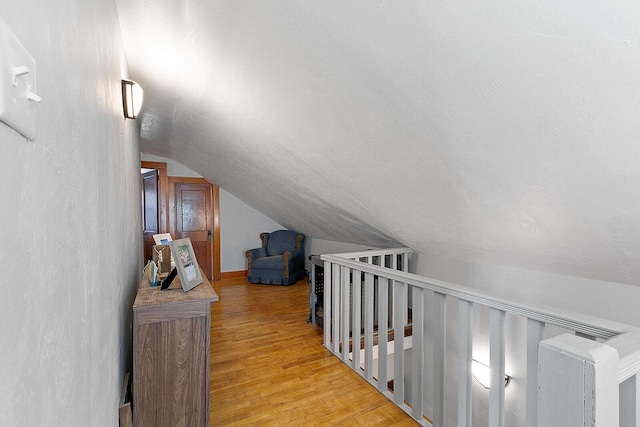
top-left (115, 1), bottom-right (640, 285)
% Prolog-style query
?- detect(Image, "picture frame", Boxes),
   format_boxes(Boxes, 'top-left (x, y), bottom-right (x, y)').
top-left (152, 233), bottom-right (175, 268)
top-left (152, 233), bottom-right (173, 245)
top-left (168, 238), bottom-right (203, 292)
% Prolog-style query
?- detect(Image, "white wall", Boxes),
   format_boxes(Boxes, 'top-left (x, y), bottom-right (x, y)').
top-left (0, 2), bottom-right (141, 426)
top-left (415, 252), bottom-right (640, 327)
top-left (140, 153), bottom-right (283, 272)
top-left (141, 152), bottom-right (202, 178)
top-left (306, 238), bottom-right (373, 257)
top-left (220, 191), bottom-right (283, 271)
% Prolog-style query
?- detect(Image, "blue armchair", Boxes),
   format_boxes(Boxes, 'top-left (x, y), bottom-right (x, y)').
top-left (246, 230), bottom-right (306, 285)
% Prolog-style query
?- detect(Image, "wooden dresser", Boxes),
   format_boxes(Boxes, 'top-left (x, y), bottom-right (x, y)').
top-left (133, 272), bottom-right (218, 427)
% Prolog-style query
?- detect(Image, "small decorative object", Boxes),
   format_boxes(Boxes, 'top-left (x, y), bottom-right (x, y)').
top-left (152, 245), bottom-right (171, 277)
top-left (169, 238), bottom-right (203, 292)
top-left (144, 260), bottom-right (160, 287)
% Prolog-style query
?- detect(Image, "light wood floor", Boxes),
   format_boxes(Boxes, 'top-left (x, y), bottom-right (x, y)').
top-left (209, 276), bottom-right (417, 426)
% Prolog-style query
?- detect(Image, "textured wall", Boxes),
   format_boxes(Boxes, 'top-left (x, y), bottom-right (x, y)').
top-left (220, 190), bottom-right (284, 272)
top-left (141, 152), bottom-right (203, 178)
top-left (0, 1), bottom-right (141, 425)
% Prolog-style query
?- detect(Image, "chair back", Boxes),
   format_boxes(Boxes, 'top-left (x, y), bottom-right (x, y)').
top-left (265, 230), bottom-right (304, 256)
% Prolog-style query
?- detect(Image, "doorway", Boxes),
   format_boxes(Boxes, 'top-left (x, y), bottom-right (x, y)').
top-left (141, 168), bottom-right (158, 262)
top-left (140, 162), bottom-right (221, 281)
top-left (141, 161), bottom-right (168, 263)
top-left (169, 177), bottom-right (220, 281)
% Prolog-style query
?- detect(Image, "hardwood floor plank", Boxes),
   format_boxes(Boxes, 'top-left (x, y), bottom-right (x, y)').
top-left (210, 277), bottom-right (417, 425)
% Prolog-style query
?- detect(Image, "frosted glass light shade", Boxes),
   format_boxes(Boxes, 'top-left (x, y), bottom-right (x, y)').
top-left (472, 359), bottom-right (510, 389)
top-left (122, 79), bottom-right (144, 119)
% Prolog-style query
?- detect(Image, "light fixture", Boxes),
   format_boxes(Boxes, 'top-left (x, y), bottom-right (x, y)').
top-left (471, 359), bottom-right (510, 389)
top-left (121, 79), bottom-right (144, 119)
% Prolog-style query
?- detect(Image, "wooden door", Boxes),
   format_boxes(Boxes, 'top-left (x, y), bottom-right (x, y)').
top-left (175, 182), bottom-right (213, 280)
top-left (142, 170), bottom-right (159, 263)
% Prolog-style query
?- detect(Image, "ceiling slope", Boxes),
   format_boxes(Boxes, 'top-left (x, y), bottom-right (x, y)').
top-left (116, 1), bottom-right (640, 285)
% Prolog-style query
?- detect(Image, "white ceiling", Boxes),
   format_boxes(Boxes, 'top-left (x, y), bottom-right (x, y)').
top-left (115, 1), bottom-right (640, 285)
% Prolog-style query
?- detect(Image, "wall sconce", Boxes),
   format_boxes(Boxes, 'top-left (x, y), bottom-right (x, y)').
top-left (121, 79), bottom-right (144, 119)
top-left (472, 359), bottom-right (510, 389)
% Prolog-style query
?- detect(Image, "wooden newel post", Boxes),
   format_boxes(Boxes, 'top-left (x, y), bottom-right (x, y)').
top-left (538, 333), bottom-right (619, 427)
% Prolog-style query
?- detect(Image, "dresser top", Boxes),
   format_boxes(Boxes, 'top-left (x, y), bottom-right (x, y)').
top-left (134, 271), bottom-right (219, 309)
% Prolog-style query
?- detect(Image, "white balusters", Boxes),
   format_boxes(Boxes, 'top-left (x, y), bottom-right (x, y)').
top-left (489, 308), bottom-right (506, 427)
top-left (458, 300), bottom-right (473, 427)
top-left (411, 286), bottom-right (425, 420)
top-left (605, 331), bottom-right (640, 427)
top-left (390, 254), bottom-right (398, 331)
top-left (619, 376), bottom-right (640, 427)
top-left (377, 276), bottom-right (389, 394)
top-left (323, 261), bottom-right (332, 348)
top-left (331, 263), bottom-right (341, 354)
top-left (321, 248), bottom-right (640, 427)
top-left (341, 266), bottom-right (351, 362)
top-left (433, 292), bottom-right (447, 426)
top-left (393, 278), bottom-right (406, 405)
top-left (352, 268), bottom-right (362, 371)
top-left (526, 319), bottom-right (544, 427)
top-left (364, 272), bottom-right (375, 380)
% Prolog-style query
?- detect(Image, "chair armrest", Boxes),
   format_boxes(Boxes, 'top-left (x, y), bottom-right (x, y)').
top-left (246, 247), bottom-right (267, 260)
top-left (282, 248), bottom-right (305, 279)
top-left (246, 247), bottom-right (267, 275)
top-left (284, 248), bottom-right (304, 262)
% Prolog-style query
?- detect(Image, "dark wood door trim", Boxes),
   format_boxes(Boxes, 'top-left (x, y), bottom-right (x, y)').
top-left (169, 177), bottom-right (221, 281)
top-left (141, 169), bottom-right (159, 263)
top-left (140, 161), bottom-right (169, 234)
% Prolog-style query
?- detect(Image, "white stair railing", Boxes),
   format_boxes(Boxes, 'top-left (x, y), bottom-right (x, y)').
top-left (321, 248), bottom-right (640, 427)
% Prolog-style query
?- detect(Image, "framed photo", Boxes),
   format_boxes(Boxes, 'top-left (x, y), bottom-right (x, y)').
top-left (169, 238), bottom-right (203, 292)
top-left (153, 233), bottom-right (173, 245)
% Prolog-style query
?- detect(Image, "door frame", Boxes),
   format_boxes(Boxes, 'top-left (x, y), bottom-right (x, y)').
top-left (140, 161), bottom-right (169, 234)
top-left (169, 176), bottom-right (221, 281)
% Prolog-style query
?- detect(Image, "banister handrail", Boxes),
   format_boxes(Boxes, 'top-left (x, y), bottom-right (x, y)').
top-left (321, 252), bottom-right (638, 340)
top-left (605, 331), bottom-right (640, 383)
